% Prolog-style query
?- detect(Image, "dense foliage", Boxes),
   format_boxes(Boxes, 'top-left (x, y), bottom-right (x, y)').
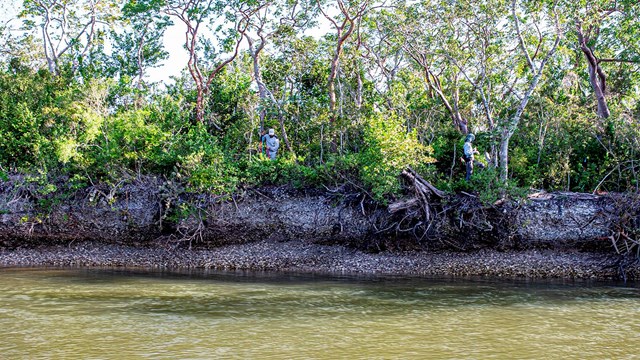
top-left (1, 0), bottom-right (639, 201)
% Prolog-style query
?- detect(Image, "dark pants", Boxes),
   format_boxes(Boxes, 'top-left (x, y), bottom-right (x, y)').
top-left (465, 158), bottom-right (485, 181)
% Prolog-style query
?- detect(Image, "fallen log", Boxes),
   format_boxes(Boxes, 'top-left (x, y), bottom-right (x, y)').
top-left (388, 198), bottom-right (420, 213)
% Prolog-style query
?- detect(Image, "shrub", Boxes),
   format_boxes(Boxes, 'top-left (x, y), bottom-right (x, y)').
top-left (359, 112), bottom-right (435, 202)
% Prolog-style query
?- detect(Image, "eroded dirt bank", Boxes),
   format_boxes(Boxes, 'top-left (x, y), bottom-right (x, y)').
top-left (1, 175), bottom-right (638, 279)
top-left (0, 176), bottom-right (371, 247)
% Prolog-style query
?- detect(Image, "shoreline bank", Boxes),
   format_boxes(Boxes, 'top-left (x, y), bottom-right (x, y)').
top-left (1, 240), bottom-right (637, 281)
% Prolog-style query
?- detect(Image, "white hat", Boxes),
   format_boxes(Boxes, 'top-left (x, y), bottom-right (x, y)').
top-left (268, 128), bottom-right (275, 135)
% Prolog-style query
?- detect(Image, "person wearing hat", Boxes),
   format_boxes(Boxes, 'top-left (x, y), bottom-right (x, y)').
top-left (261, 128), bottom-right (280, 160)
top-left (463, 133), bottom-right (483, 181)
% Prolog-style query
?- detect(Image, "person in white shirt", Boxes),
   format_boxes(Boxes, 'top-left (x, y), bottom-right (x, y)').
top-left (261, 128), bottom-right (280, 160)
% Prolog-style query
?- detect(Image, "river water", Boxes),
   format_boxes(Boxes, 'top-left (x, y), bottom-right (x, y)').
top-left (1, 268), bottom-right (638, 359)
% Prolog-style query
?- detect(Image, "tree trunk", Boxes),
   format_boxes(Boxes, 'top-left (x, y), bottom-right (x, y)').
top-left (356, 68), bottom-right (363, 109)
top-left (249, 39), bottom-right (268, 131)
top-left (419, 63), bottom-right (468, 134)
top-left (279, 119), bottom-right (292, 153)
top-left (247, 36), bottom-right (293, 153)
top-left (577, 24), bottom-right (610, 119)
top-left (453, 113), bottom-right (468, 134)
top-left (327, 51), bottom-right (341, 152)
top-left (195, 88), bottom-right (206, 124)
top-left (42, 25), bottom-right (56, 74)
top-left (499, 0), bottom-right (560, 183)
top-left (499, 132), bottom-right (510, 181)
top-left (587, 61), bottom-right (611, 118)
top-left (328, 54), bottom-right (339, 117)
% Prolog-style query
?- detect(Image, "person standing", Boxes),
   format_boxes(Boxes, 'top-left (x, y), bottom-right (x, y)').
top-left (261, 128), bottom-right (280, 160)
top-left (463, 133), bottom-right (483, 181)
top-left (259, 129), bottom-right (268, 157)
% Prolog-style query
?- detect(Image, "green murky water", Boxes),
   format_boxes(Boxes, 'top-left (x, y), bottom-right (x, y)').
top-left (1, 268), bottom-right (639, 359)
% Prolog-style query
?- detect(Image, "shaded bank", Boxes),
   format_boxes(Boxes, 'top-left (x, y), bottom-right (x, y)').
top-left (0, 175), bottom-right (370, 247)
top-left (1, 175), bottom-right (639, 279)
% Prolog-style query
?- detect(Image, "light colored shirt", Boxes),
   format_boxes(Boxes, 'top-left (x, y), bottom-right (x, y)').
top-left (463, 141), bottom-right (474, 159)
top-left (262, 134), bottom-right (280, 160)
top-left (265, 135), bottom-right (279, 153)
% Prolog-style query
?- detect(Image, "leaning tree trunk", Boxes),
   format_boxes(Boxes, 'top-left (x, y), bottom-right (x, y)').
top-left (577, 24), bottom-right (610, 119)
top-left (586, 60), bottom-right (610, 119)
top-left (278, 118), bottom-right (293, 153)
top-left (499, 0), bottom-right (561, 183)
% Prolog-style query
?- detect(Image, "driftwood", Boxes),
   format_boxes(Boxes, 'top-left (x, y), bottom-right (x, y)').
top-left (528, 191), bottom-right (599, 201)
top-left (405, 167), bottom-right (446, 198)
top-left (388, 198), bottom-right (420, 213)
top-left (389, 167), bottom-right (446, 225)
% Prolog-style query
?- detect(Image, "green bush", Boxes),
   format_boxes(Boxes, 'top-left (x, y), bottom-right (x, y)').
top-left (446, 166), bottom-right (527, 205)
top-left (0, 69), bottom-right (74, 170)
top-left (242, 153), bottom-right (322, 189)
top-left (359, 112), bottom-right (435, 202)
top-left (243, 156), bottom-right (279, 186)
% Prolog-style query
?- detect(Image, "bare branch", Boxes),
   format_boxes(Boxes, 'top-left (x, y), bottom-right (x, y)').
top-left (512, 0), bottom-right (535, 72)
top-left (599, 58), bottom-right (640, 64)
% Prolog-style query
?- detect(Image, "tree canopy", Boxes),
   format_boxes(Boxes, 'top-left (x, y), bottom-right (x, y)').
top-left (1, 0), bottom-right (639, 200)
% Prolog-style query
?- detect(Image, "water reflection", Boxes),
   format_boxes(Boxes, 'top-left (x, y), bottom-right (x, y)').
top-left (1, 268), bottom-right (639, 359)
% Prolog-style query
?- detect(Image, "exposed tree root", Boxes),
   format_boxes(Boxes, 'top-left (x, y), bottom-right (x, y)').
top-left (385, 167), bottom-right (490, 250)
top-left (599, 193), bottom-right (640, 281)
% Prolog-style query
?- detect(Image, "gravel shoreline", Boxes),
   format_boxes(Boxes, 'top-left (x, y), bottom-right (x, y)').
top-left (1, 240), bottom-right (638, 280)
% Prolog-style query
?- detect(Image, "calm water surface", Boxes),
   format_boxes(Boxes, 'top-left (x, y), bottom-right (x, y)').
top-left (1, 268), bottom-right (639, 359)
